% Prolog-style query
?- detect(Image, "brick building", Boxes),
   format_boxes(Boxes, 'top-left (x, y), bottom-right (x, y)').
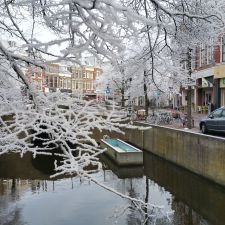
top-left (180, 35), bottom-right (225, 111)
top-left (70, 66), bottom-right (102, 99)
top-left (26, 63), bottom-right (102, 99)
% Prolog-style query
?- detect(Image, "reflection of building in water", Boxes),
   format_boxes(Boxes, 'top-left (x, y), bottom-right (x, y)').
top-left (171, 199), bottom-right (210, 225)
top-left (102, 169), bottom-right (144, 198)
top-left (0, 178), bottom-right (56, 225)
top-left (100, 154), bottom-right (143, 179)
top-left (0, 179), bottom-right (30, 197)
top-left (1, 151), bottom-right (224, 225)
top-left (144, 151), bottom-right (225, 225)
top-left (0, 179), bottom-right (31, 225)
top-left (0, 179), bottom-right (50, 225)
top-left (0, 179), bottom-right (50, 197)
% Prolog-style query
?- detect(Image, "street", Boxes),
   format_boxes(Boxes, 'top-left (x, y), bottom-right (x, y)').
top-left (166, 110), bottom-right (225, 138)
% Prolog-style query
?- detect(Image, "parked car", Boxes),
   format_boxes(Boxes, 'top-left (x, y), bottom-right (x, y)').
top-left (199, 106), bottom-right (225, 134)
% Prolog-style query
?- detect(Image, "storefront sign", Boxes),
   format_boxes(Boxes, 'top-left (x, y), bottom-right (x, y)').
top-left (105, 86), bottom-right (110, 94)
top-left (220, 78), bottom-right (225, 87)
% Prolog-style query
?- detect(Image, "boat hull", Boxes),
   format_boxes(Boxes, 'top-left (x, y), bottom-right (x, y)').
top-left (100, 139), bottom-right (143, 166)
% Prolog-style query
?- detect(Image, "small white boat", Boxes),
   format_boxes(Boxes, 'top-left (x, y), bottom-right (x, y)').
top-left (100, 138), bottom-right (143, 166)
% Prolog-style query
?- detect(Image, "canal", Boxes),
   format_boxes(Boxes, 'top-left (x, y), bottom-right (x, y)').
top-left (0, 151), bottom-right (225, 225)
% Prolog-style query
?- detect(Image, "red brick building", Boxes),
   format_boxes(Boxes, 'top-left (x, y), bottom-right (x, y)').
top-left (181, 35), bottom-right (225, 111)
top-left (26, 64), bottom-right (102, 98)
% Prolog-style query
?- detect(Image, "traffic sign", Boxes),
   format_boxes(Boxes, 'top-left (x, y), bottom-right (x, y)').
top-left (106, 86), bottom-right (110, 94)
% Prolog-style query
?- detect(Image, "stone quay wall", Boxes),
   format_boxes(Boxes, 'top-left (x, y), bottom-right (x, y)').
top-left (126, 123), bottom-right (225, 187)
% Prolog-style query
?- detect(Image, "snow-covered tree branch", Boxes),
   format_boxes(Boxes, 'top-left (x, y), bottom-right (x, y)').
top-left (1, 0), bottom-right (225, 223)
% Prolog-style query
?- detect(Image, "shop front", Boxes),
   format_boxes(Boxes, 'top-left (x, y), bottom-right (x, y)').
top-left (214, 65), bottom-right (225, 108)
top-left (195, 76), bottom-right (214, 113)
top-left (220, 78), bottom-right (225, 106)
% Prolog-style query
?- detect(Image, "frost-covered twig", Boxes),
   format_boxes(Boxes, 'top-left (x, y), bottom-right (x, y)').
top-left (76, 172), bottom-right (172, 225)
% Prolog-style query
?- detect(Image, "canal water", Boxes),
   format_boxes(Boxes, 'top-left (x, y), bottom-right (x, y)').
top-left (0, 151), bottom-right (225, 225)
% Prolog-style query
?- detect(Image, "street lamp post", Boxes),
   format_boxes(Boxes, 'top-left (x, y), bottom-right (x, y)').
top-left (186, 48), bottom-right (193, 129)
top-left (105, 84), bottom-right (110, 101)
top-left (127, 78), bottom-right (132, 116)
top-left (169, 86), bottom-right (173, 109)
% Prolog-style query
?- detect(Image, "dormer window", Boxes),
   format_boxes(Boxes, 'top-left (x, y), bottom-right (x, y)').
top-left (8, 40), bottom-right (16, 47)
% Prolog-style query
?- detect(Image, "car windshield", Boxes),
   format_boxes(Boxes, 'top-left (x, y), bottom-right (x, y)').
top-left (221, 110), bottom-right (225, 117)
top-left (211, 109), bottom-right (222, 118)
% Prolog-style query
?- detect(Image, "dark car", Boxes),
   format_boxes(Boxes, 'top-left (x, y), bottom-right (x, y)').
top-left (199, 106), bottom-right (225, 134)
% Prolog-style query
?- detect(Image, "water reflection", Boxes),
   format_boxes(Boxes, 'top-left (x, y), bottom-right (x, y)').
top-left (0, 179), bottom-right (34, 225)
top-left (144, 152), bottom-right (225, 225)
top-left (0, 151), bottom-right (224, 225)
top-left (0, 153), bottom-right (54, 180)
top-left (100, 154), bottom-right (144, 179)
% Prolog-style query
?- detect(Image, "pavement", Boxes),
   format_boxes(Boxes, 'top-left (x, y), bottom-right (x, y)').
top-left (142, 109), bottom-right (209, 133)
top-left (135, 108), bottom-right (225, 138)
top-left (164, 111), bottom-right (207, 133)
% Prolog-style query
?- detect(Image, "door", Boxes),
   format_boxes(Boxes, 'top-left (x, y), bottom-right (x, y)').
top-left (205, 93), bottom-right (212, 104)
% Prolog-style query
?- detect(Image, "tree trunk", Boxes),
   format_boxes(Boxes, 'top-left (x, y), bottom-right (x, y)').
top-left (121, 87), bottom-right (125, 107)
top-left (187, 86), bottom-right (192, 129)
top-left (144, 70), bottom-right (149, 117)
top-left (187, 48), bottom-right (192, 129)
top-left (144, 177), bottom-right (149, 223)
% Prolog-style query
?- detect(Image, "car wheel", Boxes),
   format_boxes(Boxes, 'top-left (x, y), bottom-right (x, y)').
top-left (201, 123), bottom-right (208, 134)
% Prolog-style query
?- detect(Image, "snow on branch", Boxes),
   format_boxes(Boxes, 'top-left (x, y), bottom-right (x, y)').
top-left (0, 87), bottom-right (127, 172)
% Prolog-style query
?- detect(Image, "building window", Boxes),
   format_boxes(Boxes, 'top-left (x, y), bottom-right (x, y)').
top-left (47, 65), bottom-right (59, 73)
top-left (200, 44), bottom-right (207, 66)
top-left (78, 82), bottom-right (81, 89)
top-left (208, 45), bottom-right (213, 64)
top-left (191, 54), bottom-right (195, 70)
top-left (38, 80), bottom-right (42, 90)
top-left (63, 79), bottom-right (67, 89)
top-left (59, 66), bottom-right (67, 73)
top-left (86, 71), bottom-right (93, 79)
top-left (49, 76), bottom-right (53, 87)
top-left (59, 78), bottom-right (63, 88)
top-left (46, 76), bottom-right (49, 86)
top-left (82, 70), bottom-right (86, 78)
top-left (67, 79), bottom-right (71, 89)
top-left (222, 36), bottom-right (225, 62)
top-left (54, 77), bottom-right (58, 88)
top-left (67, 67), bottom-right (72, 73)
top-left (86, 81), bottom-right (91, 90)
top-left (79, 71), bottom-right (82, 79)
top-left (8, 40), bottom-right (16, 47)
top-left (195, 47), bottom-right (198, 69)
top-left (138, 96), bottom-right (144, 106)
